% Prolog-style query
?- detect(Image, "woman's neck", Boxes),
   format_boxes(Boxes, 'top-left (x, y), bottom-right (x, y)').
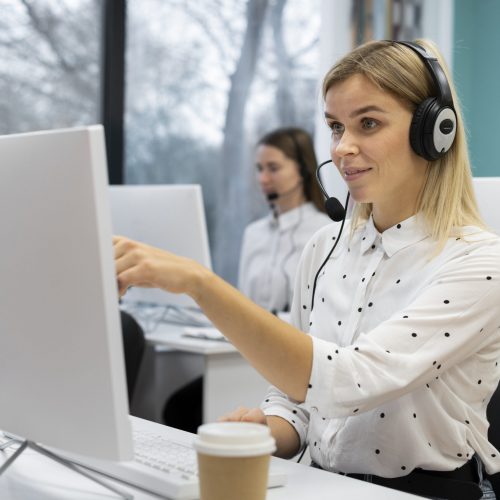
top-left (275, 193), bottom-right (307, 216)
top-left (372, 203), bottom-right (417, 232)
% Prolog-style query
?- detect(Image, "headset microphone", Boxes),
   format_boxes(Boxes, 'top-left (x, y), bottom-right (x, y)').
top-left (316, 159), bottom-right (346, 222)
top-left (325, 196), bottom-right (346, 222)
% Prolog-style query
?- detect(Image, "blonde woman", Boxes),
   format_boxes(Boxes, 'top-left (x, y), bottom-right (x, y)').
top-left (114, 40), bottom-right (500, 499)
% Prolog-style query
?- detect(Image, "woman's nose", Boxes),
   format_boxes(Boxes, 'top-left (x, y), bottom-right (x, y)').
top-left (334, 132), bottom-right (359, 157)
top-left (258, 169), bottom-right (271, 186)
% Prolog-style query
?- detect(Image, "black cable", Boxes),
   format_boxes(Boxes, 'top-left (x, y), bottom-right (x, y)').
top-left (296, 444), bottom-right (309, 463)
top-left (310, 192), bottom-right (350, 312)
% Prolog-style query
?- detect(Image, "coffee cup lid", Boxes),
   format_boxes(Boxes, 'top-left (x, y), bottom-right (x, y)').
top-left (194, 422), bottom-right (276, 457)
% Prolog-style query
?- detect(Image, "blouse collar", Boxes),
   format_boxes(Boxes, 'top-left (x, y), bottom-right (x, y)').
top-left (360, 214), bottom-right (430, 257)
top-left (269, 202), bottom-right (316, 232)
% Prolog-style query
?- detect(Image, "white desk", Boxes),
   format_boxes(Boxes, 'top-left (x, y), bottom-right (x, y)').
top-left (131, 323), bottom-right (271, 424)
top-left (0, 417), bottom-right (423, 499)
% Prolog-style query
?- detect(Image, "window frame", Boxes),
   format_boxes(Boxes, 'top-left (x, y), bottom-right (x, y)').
top-left (101, 0), bottom-right (126, 185)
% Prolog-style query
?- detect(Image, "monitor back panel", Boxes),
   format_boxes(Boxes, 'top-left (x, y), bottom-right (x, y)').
top-left (109, 184), bottom-right (212, 308)
top-left (0, 126), bottom-right (132, 460)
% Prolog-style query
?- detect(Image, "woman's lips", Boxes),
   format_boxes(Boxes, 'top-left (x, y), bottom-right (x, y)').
top-left (343, 167), bottom-right (372, 181)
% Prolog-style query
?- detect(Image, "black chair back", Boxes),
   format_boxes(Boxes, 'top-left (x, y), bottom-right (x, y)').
top-left (120, 310), bottom-right (146, 405)
top-left (487, 383), bottom-right (500, 495)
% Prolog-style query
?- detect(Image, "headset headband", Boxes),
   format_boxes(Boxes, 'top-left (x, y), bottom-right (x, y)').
top-left (395, 41), bottom-right (454, 108)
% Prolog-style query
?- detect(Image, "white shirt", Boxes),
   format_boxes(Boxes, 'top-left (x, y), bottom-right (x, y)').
top-left (238, 202), bottom-right (331, 312)
top-left (262, 214), bottom-right (500, 477)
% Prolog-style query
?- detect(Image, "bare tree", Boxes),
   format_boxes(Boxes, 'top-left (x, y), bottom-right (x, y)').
top-left (271, 0), bottom-right (295, 124)
top-left (271, 0), bottom-right (319, 127)
top-left (212, 0), bottom-right (270, 283)
top-left (0, 0), bottom-right (100, 134)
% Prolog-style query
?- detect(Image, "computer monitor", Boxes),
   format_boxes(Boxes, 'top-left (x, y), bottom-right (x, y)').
top-left (0, 125), bottom-right (133, 461)
top-left (473, 177), bottom-right (500, 235)
top-left (108, 184), bottom-right (212, 309)
top-left (0, 126), bottom-right (288, 499)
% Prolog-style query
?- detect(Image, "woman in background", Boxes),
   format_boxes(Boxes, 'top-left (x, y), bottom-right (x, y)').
top-left (238, 127), bottom-right (331, 315)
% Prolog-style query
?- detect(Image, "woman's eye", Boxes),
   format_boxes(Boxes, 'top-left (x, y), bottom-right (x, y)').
top-left (329, 122), bottom-right (344, 136)
top-left (362, 118), bottom-right (378, 130)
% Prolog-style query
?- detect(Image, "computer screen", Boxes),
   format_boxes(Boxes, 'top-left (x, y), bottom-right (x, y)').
top-left (473, 177), bottom-right (500, 235)
top-left (0, 125), bottom-right (133, 461)
top-left (108, 184), bottom-right (212, 309)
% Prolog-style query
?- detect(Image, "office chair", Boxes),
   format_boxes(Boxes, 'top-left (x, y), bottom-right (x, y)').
top-left (163, 376), bottom-right (203, 434)
top-left (120, 310), bottom-right (146, 405)
top-left (487, 382), bottom-right (500, 495)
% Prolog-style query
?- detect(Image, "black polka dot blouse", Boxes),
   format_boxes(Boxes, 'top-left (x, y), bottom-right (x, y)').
top-left (261, 214), bottom-right (500, 478)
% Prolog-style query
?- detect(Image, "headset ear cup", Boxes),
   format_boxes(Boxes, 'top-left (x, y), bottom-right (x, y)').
top-left (433, 107), bottom-right (457, 157)
top-left (410, 98), bottom-right (437, 161)
top-left (300, 164), bottom-right (311, 181)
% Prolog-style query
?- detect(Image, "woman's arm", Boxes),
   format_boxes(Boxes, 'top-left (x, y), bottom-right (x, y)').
top-left (113, 236), bottom-right (313, 402)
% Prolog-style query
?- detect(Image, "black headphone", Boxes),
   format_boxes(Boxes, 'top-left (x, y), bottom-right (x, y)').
top-left (397, 41), bottom-right (457, 161)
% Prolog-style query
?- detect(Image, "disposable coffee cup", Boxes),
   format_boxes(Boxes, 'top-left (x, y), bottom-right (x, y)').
top-left (194, 422), bottom-right (276, 500)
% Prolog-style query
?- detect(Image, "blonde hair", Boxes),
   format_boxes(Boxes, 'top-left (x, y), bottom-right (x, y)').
top-left (322, 39), bottom-right (485, 247)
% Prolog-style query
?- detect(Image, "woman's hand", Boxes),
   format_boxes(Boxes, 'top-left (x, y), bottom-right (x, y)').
top-left (218, 406), bottom-right (267, 425)
top-left (218, 406), bottom-right (301, 458)
top-left (113, 236), bottom-right (209, 299)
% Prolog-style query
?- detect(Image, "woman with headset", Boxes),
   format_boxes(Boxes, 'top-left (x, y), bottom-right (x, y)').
top-left (114, 39), bottom-right (500, 499)
top-left (238, 127), bottom-right (331, 315)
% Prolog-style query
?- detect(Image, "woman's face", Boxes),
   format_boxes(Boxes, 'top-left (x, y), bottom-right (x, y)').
top-left (324, 73), bottom-right (428, 230)
top-left (255, 144), bottom-right (303, 205)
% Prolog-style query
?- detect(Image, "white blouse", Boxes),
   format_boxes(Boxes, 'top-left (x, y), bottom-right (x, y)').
top-left (262, 214), bottom-right (500, 477)
top-left (238, 202), bottom-right (330, 312)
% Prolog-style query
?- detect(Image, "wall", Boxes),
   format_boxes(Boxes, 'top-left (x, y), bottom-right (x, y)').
top-left (454, 0), bottom-right (500, 177)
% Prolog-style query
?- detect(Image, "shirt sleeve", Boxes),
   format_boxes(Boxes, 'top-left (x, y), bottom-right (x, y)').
top-left (261, 385), bottom-right (310, 449)
top-left (306, 241), bottom-right (500, 418)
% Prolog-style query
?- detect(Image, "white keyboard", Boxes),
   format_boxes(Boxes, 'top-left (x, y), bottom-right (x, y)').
top-left (133, 429), bottom-right (198, 486)
top-left (182, 326), bottom-right (227, 342)
top-left (67, 427), bottom-right (287, 500)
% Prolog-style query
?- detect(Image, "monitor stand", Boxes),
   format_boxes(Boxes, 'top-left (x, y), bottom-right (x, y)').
top-left (0, 437), bottom-right (132, 499)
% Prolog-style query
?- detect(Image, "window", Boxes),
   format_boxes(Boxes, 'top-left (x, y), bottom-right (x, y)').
top-left (0, 0), bottom-right (101, 134)
top-left (125, 0), bottom-right (321, 284)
